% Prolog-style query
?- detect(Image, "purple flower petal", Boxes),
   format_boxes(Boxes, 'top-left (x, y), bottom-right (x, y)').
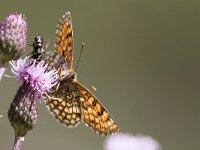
top-left (10, 57), bottom-right (59, 98)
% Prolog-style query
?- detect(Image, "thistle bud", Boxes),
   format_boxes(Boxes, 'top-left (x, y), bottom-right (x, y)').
top-left (8, 57), bottom-right (59, 149)
top-left (8, 83), bottom-right (37, 137)
top-left (0, 13), bottom-right (27, 80)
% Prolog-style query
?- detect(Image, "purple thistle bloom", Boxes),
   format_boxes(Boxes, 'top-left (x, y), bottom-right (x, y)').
top-left (10, 57), bottom-right (59, 98)
top-left (8, 57), bottom-right (59, 150)
top-left (0, 13), bottom-right (27, 80)
top-left (103, 132), bottom-right (162, 150)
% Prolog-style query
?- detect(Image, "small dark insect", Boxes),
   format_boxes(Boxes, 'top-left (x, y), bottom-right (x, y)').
top-left (31, 34), bottom-right (49, 62)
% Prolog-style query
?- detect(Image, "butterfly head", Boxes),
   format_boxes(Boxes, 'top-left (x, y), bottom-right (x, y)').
top-left (60, 69), bottom-right (77, 83)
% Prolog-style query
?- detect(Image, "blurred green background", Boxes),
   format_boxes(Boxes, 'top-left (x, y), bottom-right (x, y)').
top-left (0, 0), bottom-right (200, 150)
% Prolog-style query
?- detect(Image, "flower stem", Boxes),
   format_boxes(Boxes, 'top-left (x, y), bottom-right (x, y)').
top-left (13, 134), bottom-right (24, 150)
top-left (0, 60), bottom-right (6, 81)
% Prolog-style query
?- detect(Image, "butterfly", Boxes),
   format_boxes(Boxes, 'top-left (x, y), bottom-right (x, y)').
top-left (44, 12), bottom-right (118, 135)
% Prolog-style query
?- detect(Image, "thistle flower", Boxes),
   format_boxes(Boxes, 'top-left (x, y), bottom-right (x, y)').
top-left (103, 132), bottom-right (162, 150)
top-left (8, 57), bottom-right (59, 150)
top-left (0, 13), bottom-right (27, 80)
top-left (10, 57), bottom-right (58, 97)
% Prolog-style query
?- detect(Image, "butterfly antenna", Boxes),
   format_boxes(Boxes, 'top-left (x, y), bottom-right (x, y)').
top-left (75, 42), bottom-right (85, 72)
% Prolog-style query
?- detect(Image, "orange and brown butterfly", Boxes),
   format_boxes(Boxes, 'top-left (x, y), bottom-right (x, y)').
top-left (44, 12), bottom-right (118, 135)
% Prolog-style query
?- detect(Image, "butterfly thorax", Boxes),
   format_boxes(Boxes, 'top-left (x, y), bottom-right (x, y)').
top-left (60, 69), bottom-right (77, 83)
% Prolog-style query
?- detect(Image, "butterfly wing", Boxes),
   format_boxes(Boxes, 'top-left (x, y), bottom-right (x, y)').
top-left (45, 11), bottom-right (118, 135)
top-left (55, 12), bottom-right (73, 70)
top-left (44, 51), bottom-right (67, 75)
top-left (74, 81), bottom-right (119, 135)
top-left (45, 80), bottom-right (81, 127)
top-left (43, 12), bottom-right (77, 127)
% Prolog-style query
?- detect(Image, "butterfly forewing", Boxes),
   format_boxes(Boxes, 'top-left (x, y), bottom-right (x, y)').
top-left (55, 12), bottom-right (73, 70)
top-left (74, 82), bottom-right (119, 135)
top-left (44, 51), bottom-right (67, 74)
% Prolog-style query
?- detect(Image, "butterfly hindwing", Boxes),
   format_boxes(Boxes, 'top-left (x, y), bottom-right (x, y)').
top-left (74, 82), bottom-right (119, 135)
top-left (45, 80), bottom-right (81, 127)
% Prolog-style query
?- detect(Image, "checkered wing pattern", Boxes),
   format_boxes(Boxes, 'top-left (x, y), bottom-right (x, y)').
top-left (55, 12), bottom-right (73, 70)
top-left (45, 80), bottom-right (81, 127)
top-left (74, 82), bottom-right (119, 135)
top-left (44, 11), bottom-right (119, 135)
top-left (44, 51), bottom-right (67, 74)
